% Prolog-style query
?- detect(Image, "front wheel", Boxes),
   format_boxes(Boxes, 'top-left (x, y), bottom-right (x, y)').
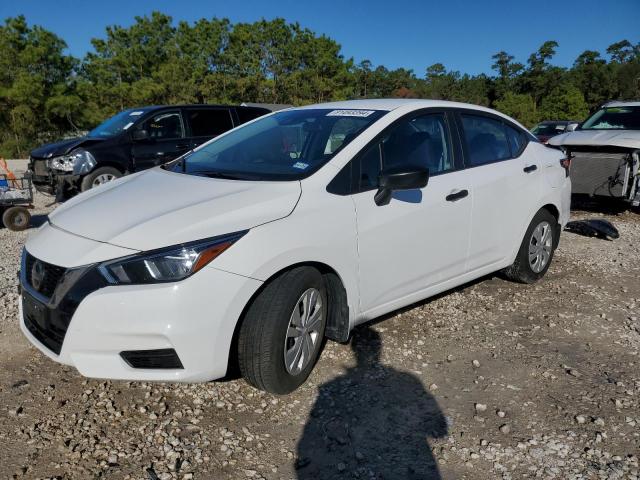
top-left (502, 209), bottom-right (559, 284)
top-left (80, 167), bottom-right (122, 192)
top-left (238, 267), bottom-right (327, 394)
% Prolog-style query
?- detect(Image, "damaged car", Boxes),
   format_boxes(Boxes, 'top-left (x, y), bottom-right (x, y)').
top-left (549, 101), bottom-right (640, 206)
top-left (28, 104), bottom-right (270, 199)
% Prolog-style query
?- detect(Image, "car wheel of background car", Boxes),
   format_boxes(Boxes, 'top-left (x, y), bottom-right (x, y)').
top-left (502, 208), bottom-right (558, 284)
top-left (2, 206), bottom-right (31, 231)
top-left (80, 166), bottom-right (122, 191)
top-left (238, 266), bottom-right (327, 394)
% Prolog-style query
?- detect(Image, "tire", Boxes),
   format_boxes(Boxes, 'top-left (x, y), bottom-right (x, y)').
top-left (238, 267), bottom-right (327, 394)
top-left (502, 209), bottom-right (559, 284)
top-left (80, 167), bottom-right (122, 192)
top-left (2, 206), bottom-right (31, 231)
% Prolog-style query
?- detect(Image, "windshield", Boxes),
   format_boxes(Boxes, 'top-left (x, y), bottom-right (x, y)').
top-left (88, 109), bottom-right (149, 138)
top-left (581, 106), bottom-right (640, 130)
top-left (167, 108), bottom-right (386, 180)
top-left (532, 123), bottom-right (566, 136)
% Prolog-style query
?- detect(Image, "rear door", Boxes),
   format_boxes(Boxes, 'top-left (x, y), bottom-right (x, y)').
top-left (351, 110), bottom-right (473, 315)
top-left (183, 107), bottom-right (235, 149)
top-left (455, 111), bottom-right (538, 271)
top-left (131, 109), bottom-right (189, 171)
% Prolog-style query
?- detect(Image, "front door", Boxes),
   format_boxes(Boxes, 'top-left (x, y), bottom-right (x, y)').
top-left (131, 110), bottom-right (189, 171)
top-left (352, 111), bottom-right (472, 316)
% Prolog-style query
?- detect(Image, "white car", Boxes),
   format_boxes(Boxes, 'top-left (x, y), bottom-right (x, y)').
top-left (19, 99), bottom-right (571, 394)
top-left (549, 101), bottom-right (640, 206)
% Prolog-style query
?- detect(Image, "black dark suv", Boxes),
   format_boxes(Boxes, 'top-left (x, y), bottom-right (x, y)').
top-left (29, 104), bottom-right (270, 197)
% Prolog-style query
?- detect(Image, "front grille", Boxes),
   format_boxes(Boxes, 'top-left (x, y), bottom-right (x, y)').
top-left (20, 252), bottom-right (109, 356)
top-left (120, 349), bottom-right (184, 369)
top-left (570, 151), bottom-right (631, 197)
top-left (21, 290), bottom-right (69, 354)
top-left (25, 252), bottom-right (67, 299)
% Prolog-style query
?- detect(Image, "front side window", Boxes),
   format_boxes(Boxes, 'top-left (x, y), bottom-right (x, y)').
top-left (186, 109), bottom-right (233, 137)
top-left (581, 106), bottom-right (640, 130)
top-left (460, 114), bottom-right (511, 166)
top-left (141, 111), bottom-right (184, 140)
top-left (357, 112), bottom-right (453, 191)
top-left (87, 108), bottom-right (150, 138)
top-left (168, 109), bottom-right (386, 181)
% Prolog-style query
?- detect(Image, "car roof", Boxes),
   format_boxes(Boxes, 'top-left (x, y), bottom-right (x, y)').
top-left (133, 104), bottom-right (258, 111)
top-left (296, 98), bottom-right (499, 112)
top-left (603, 100), bottom-right (640, 107)
top-left (294, 98), bottom-right (531, 132)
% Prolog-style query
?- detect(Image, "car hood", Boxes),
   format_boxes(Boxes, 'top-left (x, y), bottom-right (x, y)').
top-left (548, 130), bottom-right (640, 149)
top-left (30, 137), bottom-right (107, 159)
top-left (48, 168), bottom-right (302, 251)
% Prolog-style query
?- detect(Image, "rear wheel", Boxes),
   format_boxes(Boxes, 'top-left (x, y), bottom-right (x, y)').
top-left (238, 267), bottom-right (327, 394)
top-left (503, 209), bottom-right (558, 284)
top-left (2, 206), bottom-right (31, 231)
top-left (80, 167), bottom-right (122, 192)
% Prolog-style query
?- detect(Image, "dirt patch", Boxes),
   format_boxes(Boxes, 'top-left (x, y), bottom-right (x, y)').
top-left (1, 192), bottom-right (638, 479)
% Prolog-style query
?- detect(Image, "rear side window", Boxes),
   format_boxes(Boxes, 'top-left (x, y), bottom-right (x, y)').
top-left (460, 114), bottom-right (511, 166)
top-left (504, 124), bottom-right (526, 157)
top-left (236, 107), bottom-right (270, 125)
top-left (141, 111), bottom-right (184, 140)
top-left (186, 109), bottom-right (233, 137)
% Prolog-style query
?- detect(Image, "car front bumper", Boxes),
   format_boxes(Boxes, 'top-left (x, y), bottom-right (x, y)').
top-left (19, 252), bottom-right (263, 383)
top-left (29, 158), bottom-right (80, 195)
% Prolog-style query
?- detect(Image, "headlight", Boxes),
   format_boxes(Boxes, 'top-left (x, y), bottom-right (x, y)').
top-left (50, 149), bottom-right (96, 174)
top-left (50, 154), bottom-right (75, 172)
top-left (98, 231), bottom-right (247, 284)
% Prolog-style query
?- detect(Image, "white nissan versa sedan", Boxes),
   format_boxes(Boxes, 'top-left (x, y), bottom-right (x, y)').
top-left (19, 99), bottom-right (571, 394)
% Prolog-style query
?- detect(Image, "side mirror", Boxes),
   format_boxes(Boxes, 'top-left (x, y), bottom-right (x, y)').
top-left (132, 129), bottom-right (150, 141)
top-left (565, 123), bottom-right (579, 132)
top-left (374, 166), bottom-right (429, 206)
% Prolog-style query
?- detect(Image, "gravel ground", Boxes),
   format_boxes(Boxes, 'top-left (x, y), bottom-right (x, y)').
top-left (0, 187), bottom-right (639, 480)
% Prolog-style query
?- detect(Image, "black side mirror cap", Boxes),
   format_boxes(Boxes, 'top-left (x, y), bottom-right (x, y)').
top-left (374, 166), bottom-right (429, 206)
top-left (132, 129), bottom-right (149, 141)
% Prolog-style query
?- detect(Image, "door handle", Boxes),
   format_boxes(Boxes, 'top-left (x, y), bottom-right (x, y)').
top-left (445, 189), bottom-right (468, 202)
top-left (523, 164), bottom-right (537, 173)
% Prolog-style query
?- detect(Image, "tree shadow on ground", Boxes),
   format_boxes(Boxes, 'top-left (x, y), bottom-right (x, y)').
top-left (296, 326), bottom-right (448, 480)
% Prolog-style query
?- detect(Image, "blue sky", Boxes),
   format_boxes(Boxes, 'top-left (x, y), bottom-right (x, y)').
top-left (2, 0), bottom-right (638, 76)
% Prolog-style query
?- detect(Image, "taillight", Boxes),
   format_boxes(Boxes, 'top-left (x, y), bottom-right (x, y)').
top-left (560, 156), bottom-right (571, 177)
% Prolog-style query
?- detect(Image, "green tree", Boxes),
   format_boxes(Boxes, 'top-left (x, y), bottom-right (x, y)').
top-left (491, 51), bottom-right (523, 98)
top-left (538, 85), bottom-right (589, 121)
top-left (494, 92), bottom-right (539, 127)
top-left (0, 15), bottom-right (77, 157)
top-left (570, 50), bottom-right (612, 110)
top-left (606, 40), bottom-right (640, 101)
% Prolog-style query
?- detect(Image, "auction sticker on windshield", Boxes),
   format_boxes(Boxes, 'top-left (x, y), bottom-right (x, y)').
top-left (326, 110), bottom-right (375, 117)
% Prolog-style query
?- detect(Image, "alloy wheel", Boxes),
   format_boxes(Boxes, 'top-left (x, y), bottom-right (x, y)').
top-left (92, 173), bottom-right (116, 187)
top-left (284, 288), bottom-right (323, 375)
top-left (528, 220), bottom-right (553, 273)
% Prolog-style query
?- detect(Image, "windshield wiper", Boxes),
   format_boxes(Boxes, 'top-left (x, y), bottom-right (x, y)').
top-left (188, 170), bottom-right (251, 180)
